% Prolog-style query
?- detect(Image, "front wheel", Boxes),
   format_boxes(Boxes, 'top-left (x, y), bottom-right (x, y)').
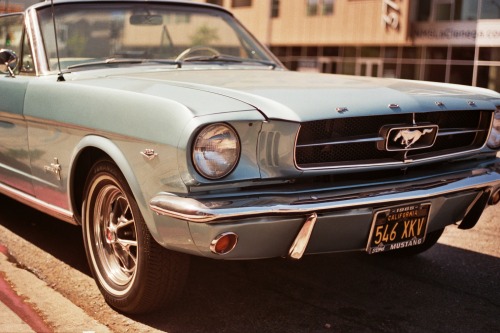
top-left (82, 159), bottom-right (189, 314)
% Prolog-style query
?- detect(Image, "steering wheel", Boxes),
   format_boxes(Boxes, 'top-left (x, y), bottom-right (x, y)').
top-left (175, 46), bottom-right (220, 62)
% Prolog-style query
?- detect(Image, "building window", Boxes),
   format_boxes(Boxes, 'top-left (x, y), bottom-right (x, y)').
top-left (402, 47), bottom-right (422, 59)
top-left (322, 0), bottom-right (335, 15)
top-left (307, 0), bottom-right (334, 16)
top-left (433, 0), bottom-right (453, 21)
top-left (426, 46), bottom-right (448, 60)
top-left (416, 0), bottom-right (484, 22)
top-left (384, 47), bottom-right (399, 59)
top-left (306, 46), bottom-right (318, 56)
top-left (479, 47), bottom-right (499, 61)
top-left (343, 47), bottom-right (357, 58)
top-left (323, 46), bottom-right (339, 57)
top-left (455, 0), bottom-right (478, 20)
top-left (341, 62), bottom-right (356, 75)
top-left (416, 0), bottom-right (431, 21)
top-left (271, 0), bottom-right (280, 18)
top-left (206, 0), bottom-right (224, 5)
top-left (451, 47), bottom-right (475, 61)
top-left (480, 0), bottom-right (500, 19)
top-left (231, 0), bottom-right (252, 8)
top-left (450, 65), bottom-right (473, 85)
top-left (361, 47), bottom-right (381, 58)
top-left (477, 66), bottom-right (500, 92)
top-left (383, 63), bottom-right (398, 78)
top-left (424, 64), bottom-right (446, 82)
top-left (401, 64), bottom-right (421, 80)
top-left (306, 0), bottom-right (319, 16)
top-left (291, 46), bottom-right (302, 56)
top-left (270, 46), bottom-right (286, 56)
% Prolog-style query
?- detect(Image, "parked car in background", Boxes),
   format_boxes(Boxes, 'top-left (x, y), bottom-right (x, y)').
top-left (0, 0), bottom-right (499, 314)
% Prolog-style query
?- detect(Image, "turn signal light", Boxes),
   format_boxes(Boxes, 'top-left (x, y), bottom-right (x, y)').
top-left (210, 232), bottom-right (238, 255)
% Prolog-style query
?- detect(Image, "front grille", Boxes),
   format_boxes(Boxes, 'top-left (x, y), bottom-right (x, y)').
top-left (295, 110), bottom-right (492, 169)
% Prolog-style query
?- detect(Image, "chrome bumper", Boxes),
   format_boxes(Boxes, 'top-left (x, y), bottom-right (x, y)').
top-left (150, 166), bottom-right (500, 259)
top-left (150, 168), bottom-right (500, 224)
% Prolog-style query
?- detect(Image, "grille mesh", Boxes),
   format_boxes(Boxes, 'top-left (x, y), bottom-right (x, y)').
top-left (296, 110), bottom-right (491, 168)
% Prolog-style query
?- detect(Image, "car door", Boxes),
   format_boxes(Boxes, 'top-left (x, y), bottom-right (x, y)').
top-left (0, 13), bottom-right (34, 195)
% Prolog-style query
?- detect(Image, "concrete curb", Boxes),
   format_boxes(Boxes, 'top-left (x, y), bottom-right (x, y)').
top-left (0, 243), bottom-right (46, 333)
top-left (0, 244), bottom-right (111, 333)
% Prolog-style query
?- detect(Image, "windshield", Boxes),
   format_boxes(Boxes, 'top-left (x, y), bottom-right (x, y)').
top-left (36, 3), bottom-right (279, 71)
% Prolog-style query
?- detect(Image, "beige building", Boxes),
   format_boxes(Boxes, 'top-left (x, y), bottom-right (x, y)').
top-left (203, 0), bottom-right (500, 92)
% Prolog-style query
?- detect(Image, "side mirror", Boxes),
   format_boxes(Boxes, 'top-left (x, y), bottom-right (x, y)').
top-left (0, 49), bottom-right (18, 77)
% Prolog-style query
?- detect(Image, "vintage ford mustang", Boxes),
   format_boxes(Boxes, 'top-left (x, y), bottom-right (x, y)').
top-left (0, 0), bottom-right (499, 314)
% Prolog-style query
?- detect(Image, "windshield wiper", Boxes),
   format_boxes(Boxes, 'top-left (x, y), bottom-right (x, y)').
top-left (67, 58), bottom-right (182, 70)
top-left (67, 58), bottom-right (143, 70)
top-left (65, 55), bottom-right (276, 71)
top-left (182, 54), bottom-right (277, 69)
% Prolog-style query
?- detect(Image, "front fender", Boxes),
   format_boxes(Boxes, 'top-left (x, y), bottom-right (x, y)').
top-left (69, 135), bottom-right (146, 218)
top-left (68, 135), bottom-right (195, 253)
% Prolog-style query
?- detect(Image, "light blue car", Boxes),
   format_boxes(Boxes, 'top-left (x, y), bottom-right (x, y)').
top-left (0, 0), bottom-right (499, 314)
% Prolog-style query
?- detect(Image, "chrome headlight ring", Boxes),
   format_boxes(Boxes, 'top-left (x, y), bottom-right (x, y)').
top-left (192, 123), bottom-right (241, 180)
top-left (487, 107), bottom-right (500, 150)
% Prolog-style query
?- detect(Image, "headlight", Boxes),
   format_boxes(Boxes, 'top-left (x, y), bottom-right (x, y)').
top-left (192, 123), bottom-right (241, 179)
top-left (487, 108), bottom-right (500, 149)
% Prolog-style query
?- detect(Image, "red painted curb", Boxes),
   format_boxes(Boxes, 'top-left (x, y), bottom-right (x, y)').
top-left (0, 244), bottom-right (9, 256)
top-left (0, 244), bottom-right (53, 333)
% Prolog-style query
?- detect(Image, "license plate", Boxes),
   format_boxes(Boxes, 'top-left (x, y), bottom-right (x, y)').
top-left (366, 203), bottom-right (431, 254)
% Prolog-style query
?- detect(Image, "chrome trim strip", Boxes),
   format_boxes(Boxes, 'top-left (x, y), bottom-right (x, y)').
top-left (26, 8), bottom-right (48, 75)
top-left (288, 213), bottom-right (317, 260)
top-left (0, 182), bottom-right (76, 225)
top-left (149, 168), bottom-right (500, 223)
top-left (296, 136), bottom-right (384, 148)
top-left (437, 129), bottom-right (486, 136)
top-left (295, 128), bottom-right (485, 149)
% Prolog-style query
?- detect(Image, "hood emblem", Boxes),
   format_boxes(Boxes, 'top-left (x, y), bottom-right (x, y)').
top-left (394, 128), bottom-right (434, 149)
top-left (379, 124), bottom-right (439, 152)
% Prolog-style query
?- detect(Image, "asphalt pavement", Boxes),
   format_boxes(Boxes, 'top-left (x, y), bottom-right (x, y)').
top-left (0, 196), bottom-right (499, 332)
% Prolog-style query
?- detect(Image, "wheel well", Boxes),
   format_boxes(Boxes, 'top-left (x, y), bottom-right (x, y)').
top-left (71, 147), bottom-right (109, 225)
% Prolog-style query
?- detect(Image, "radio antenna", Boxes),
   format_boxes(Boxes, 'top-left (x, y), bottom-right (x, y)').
top-left (50, 0), bottom-right (65, 81)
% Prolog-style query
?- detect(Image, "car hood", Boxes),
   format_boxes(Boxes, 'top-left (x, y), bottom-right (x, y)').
top-left (89, 69), bottom-right (500, 122)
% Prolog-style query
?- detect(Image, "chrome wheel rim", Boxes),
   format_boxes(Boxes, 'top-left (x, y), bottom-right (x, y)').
top-left (92, 179), bottom-right (138, 291)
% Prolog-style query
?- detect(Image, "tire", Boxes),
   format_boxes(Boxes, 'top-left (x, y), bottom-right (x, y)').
top-left (388, 228), bottom-right (445, 257)
top-left (82, 159), bottom-right (190, 314)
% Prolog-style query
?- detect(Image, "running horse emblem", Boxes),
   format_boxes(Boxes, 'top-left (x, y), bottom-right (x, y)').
top-left (394, 128), bottom-right (434, 149)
